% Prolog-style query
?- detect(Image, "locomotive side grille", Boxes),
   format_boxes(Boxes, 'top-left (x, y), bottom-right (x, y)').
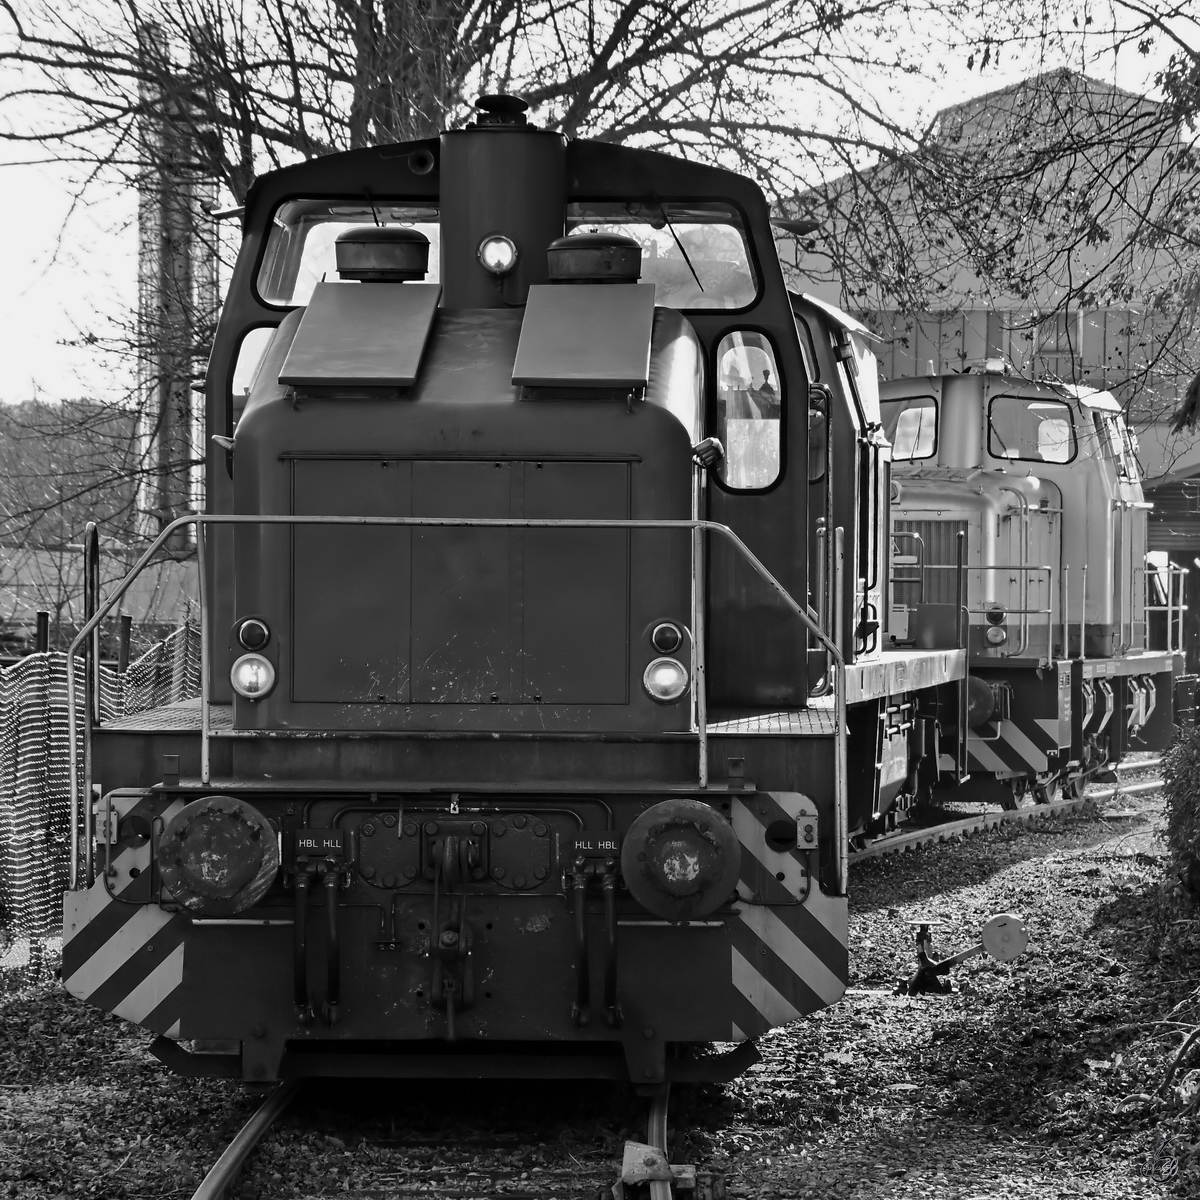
top-left (893, 519), bottom-right (968, 606)
top-left (290, 458), bottom-right (631, 705)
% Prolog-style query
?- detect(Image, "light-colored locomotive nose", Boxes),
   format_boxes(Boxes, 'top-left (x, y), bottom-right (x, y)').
top-left (620, 799), bottom-right (741, 920)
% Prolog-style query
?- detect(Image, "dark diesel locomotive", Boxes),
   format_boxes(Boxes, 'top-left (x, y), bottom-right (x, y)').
top-left (881, 369), bottom-right (1180, 805)
top-left (63, 96), bottom-right (968, 1087)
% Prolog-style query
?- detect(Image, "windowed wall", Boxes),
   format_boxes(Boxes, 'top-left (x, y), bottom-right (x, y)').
top-left (861, 307), bottom-right (1196, 422)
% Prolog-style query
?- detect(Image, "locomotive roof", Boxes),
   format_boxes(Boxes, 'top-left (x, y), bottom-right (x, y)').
top-left (240, 135), bottom-right (770, 233)
top-left (880, 373), bottom-right (1122, 412)
top-left (794, 293), bottom-right (881, 341)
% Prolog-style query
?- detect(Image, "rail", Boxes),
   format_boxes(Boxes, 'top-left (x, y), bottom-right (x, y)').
top-left (67, 514), bottom-right (850, 894)
top-left (190, 1080), bottom-right (301, 1200)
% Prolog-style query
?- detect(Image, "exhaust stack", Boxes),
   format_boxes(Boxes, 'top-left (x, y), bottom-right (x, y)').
top-left (439, 96), bottom-right (566, 308)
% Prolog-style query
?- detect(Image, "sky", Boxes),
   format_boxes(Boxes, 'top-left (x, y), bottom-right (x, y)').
top-left (0, 11), bottom-right (1185, 408)
top-left (0, 162), bottom-right (137, 405)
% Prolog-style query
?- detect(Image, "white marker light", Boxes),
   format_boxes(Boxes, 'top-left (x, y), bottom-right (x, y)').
top-left (231, 653), bottom-right (276, 699)
top-left (643, 657), bottom-right (689, 703)
top-left (478, 235), bottom-right (519, 275)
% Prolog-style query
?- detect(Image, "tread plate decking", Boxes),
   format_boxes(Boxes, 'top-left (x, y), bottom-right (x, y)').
top-left (101, 697), bottom-right (231, 732)
top-left (103, 699), bottom-right (839, 739)
top-left (706, 703), bottom-right (835, 737)
top-left (846, 647), bottom-right (965, 703)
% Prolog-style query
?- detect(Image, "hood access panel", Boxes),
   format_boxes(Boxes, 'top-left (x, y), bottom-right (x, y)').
top-left (279, 281), bottom-right (441, 396)
top-left (513, 283), bottom-right (656, 398)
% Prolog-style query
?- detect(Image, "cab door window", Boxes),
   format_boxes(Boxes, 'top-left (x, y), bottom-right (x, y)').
top-left (715, 332), bottom-right (782, 489)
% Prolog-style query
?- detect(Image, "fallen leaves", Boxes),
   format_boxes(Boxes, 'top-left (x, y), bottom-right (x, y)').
top-left (0, 783), bottom-right (1197, 1199)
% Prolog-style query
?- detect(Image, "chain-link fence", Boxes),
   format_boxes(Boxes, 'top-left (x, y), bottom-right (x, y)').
top-left (0, 621), bottom-right (200, 979)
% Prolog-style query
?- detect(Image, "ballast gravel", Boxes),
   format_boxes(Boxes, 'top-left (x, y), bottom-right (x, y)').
top-left (1, 783), bottom-right (1197, 1199)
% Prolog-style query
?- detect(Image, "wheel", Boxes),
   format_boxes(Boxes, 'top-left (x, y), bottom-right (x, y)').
top-left (998, 784), bottom-right (1022, 811)
top-left (949, 774), bottom-right (1021, 809)
top-left (1034, 778), bottom-right (1064, 805)
top-left (912, 783), bottom-right (938, 819)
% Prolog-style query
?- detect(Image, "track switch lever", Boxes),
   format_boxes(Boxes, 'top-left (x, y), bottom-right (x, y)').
top-left (897, 913), bottom-right (1028, 995)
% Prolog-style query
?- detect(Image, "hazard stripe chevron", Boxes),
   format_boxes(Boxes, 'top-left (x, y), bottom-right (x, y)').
top-left (731, 792), bottom-right (810, 900)
top-left (727, 793), bottom-right (848, 1040)
top-left (62, 792), bottom-right (187, 1038)
top-left (968, 716), bottom-right (1059, 775)
top-left (736, 904), bottom-right (845, 1006)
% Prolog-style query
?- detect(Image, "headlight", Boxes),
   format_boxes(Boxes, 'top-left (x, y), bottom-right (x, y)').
top-left (986, 605), bottom-right (1006, 625)
top-left (985, 626), bottom-right (1008, 645)
top-left (643, 657), bottom-right (689, 703)
top-left (478, 234), bottom-right (518, 275)
top-left (231, 653), bottom-right (276, 699)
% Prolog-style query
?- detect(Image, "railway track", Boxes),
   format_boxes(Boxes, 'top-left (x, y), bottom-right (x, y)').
top-left (189, 1080), bottom-right (691, 1200)
top-left (849, 757), bottom-right (1164, 864)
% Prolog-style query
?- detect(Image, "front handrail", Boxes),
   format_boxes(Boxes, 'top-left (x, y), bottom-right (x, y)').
top-left (68, 514), bottom-right (848, 894)
top-left (890, 531), bottom-right (926, 605)
top-left (903, 562), bottom-right (1054, 657)
top-left (1144, 562), bottom-right (1189, 654)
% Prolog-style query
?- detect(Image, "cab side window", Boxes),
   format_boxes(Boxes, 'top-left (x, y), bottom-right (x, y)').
top-left (715, 332), bottom-right (782, 489)
top-left (988, 395), bottom-right (1076, 464)
top-left (231, 327), bottom-right (277, 426)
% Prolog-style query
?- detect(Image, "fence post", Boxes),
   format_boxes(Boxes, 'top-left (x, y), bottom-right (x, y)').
top-left (117, 615), bottom-right (132, 674)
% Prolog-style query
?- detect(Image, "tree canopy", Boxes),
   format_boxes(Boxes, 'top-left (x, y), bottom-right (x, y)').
top-left (1, 0), bottom-right (1197, 507)
top-left (0, 0), bottom-right (962, 204)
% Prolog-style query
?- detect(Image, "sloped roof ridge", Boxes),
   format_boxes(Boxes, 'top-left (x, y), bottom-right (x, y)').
top-left (933, 66), bottom-right (1154, 126)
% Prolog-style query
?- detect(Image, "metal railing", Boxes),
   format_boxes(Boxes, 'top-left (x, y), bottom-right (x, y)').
top-left (895, 561), bottom-right (1053, 659)
top-left (1144, 562), bottom-right (1189, 654)
top-left (67, 513), bottom-right (850, 894)
top-left (890, 531), bottom-right (926, 603)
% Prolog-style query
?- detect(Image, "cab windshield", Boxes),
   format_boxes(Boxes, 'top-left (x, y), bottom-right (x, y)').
top-left (565, 201), bottom-right (757, 310)
top-left (257, 198), bottom-right (758, 312)
top-left (881, 396), bottom-right (937, 460)
top-left (257, 200), bottom-right (440, 306)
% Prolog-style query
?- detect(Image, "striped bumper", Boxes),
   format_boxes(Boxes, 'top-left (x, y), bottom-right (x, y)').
top-left (968, 663), bottom-right (1071, 777)
top-left (64, 790), bottom-right (849, 1048)
top-left (62, 794), bottom-right (187, 1037)
top-left (728, 792), bottom-right (848, 1039)
top-left (967, 717), bottom-right (1063, 776)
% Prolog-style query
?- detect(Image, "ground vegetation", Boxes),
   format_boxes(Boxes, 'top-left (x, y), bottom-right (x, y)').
top-left (1, 785), bottom-right (1197, 1197)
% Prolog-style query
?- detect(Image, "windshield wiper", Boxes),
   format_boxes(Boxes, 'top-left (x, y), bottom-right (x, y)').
top-left (658, 205), bottom-right (704, 293)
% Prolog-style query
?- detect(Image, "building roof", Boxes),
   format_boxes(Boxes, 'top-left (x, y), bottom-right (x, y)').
top-left (929, 67), bottom-right (1156, 138)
